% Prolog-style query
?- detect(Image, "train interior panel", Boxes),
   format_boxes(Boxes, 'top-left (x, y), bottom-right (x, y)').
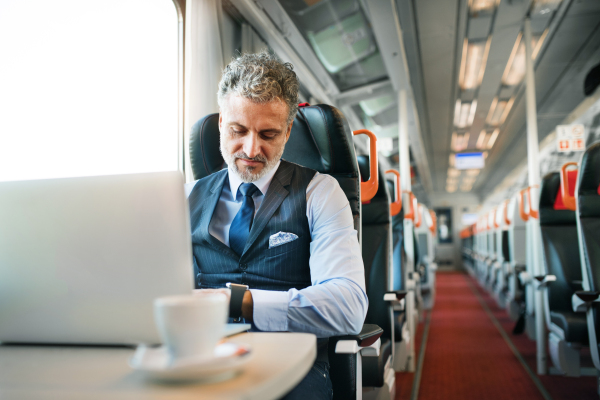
top-left (1, 0), bottom-right (600, 399)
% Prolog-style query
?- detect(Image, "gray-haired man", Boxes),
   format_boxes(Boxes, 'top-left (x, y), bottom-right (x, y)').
top-left (186, 51), bottom-right (368, 399)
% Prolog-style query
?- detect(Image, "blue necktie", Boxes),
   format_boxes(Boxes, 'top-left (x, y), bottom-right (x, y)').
top-left (229, 183), bottom-right (260, 256)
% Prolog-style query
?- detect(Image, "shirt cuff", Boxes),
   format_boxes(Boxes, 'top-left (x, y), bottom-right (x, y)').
top-left (249, 289), bottom-right (289, 332)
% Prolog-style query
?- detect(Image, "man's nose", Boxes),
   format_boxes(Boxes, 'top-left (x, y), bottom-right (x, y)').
top-left (243, 133), bottom-right (261, 158)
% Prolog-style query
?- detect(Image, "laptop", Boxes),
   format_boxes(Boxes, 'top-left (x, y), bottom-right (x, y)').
top-left (0, 171), bottom-right (195, 345)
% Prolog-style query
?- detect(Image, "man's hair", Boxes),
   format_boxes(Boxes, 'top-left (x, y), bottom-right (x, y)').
top-left (217, 50), bottom-right (299, 125)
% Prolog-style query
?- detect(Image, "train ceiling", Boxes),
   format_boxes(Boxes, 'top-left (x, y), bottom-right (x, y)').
top-left (229, 0), bottom-right (600, 200)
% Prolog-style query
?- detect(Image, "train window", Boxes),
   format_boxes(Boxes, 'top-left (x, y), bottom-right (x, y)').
top-left (0, 0), bottom-right (179, 182)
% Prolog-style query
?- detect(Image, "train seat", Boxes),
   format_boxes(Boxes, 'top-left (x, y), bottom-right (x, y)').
top-left (357, 156), bottom-right (397, 392)
top-left (385, 178), bottom-right (413, 371)
top-left (538, 170), bottom-right (588, 376)
top-left (572, 142), bottom-right (600, 372)
top-left (189, 105), bottom-right (388, 400)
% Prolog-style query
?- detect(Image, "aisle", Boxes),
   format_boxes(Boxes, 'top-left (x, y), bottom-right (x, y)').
top-left (405, 271), bottom-right (545, 400)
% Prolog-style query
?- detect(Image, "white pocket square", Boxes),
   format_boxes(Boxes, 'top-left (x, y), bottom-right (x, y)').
top-left (269, 232), bottom-right (298, 248)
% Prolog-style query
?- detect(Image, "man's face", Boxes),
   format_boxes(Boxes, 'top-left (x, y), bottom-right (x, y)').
top-left (219, 95), bottom-right (292, 183)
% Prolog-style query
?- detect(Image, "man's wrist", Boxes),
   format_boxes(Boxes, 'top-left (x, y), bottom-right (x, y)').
top-left (241, 290), bottom-right (253, 322)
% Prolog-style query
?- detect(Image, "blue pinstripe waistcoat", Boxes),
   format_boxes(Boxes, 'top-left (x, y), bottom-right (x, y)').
top-left (188, 160), bottom-right (317, 291)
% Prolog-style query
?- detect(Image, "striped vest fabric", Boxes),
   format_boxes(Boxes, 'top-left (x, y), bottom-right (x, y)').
top-left (188, 160), bottom-right (317, 291)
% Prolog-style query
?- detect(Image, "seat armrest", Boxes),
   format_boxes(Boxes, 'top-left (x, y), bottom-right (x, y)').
top-left (519, 271), bottom-right (532, 285)
top-left (384, 291), bottom-right (407, 311)
top-left (514, 265), bottom-right (526, 273)
top-left (572, 291), bottom-right (600, 312)
top-left (384, 291), bottom-right (407, 301)
top-left (331, 324), bottom-right (383, 347)
top-left (534, 275), bottom-right (556, 289)
top-left (575, 291), bottom-right (600, 302)
top-left (332, 324), bottom-right (383, 355)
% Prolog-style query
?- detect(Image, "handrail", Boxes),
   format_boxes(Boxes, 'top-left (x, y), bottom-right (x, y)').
top-left (518, 188), bottom-right (529, 222)
top-left (527, 185), bottom-right (539, 219)
top-left (429, 210), bottom-right (437, 235)
top-left (385, 170), bottom-right (402, 216)
top-left (492, 208), bottom-right (500, 228)
top-left (560, 162), bottom-right (578, 211)
top-left (503, 199), bottom-right (510, 225)
top-left (403, 191), bottom-right (416, 221)
top-left (415, 203), bottom-right (423, 228)
top-left (353, 129), bottom-right (378, 202)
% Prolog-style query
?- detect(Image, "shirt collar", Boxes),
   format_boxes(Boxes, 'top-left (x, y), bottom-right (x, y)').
top-left (228, 160), bottom-right (281, 200)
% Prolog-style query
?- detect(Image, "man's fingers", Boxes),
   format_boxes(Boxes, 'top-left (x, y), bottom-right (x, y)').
top-left (192, 288), bottom-right (231, 301)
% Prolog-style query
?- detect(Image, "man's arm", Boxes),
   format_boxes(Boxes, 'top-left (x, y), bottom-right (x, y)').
top-left (249, 174), bottom-right (369, 338)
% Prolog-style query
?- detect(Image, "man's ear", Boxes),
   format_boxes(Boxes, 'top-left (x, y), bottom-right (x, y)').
top-left (218, 113), bottom-right (223, 133)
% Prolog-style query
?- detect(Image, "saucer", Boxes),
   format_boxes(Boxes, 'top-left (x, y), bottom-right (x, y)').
top-left (129, 342), bottom-right (252, 382)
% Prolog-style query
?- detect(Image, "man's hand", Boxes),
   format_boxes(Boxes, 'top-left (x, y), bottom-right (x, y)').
top-left (192, 288), bottom-right (231, 302)
top-left (192, 288), bottom-right (254, 322)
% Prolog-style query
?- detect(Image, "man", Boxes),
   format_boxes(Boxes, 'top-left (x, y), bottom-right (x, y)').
top-left (185, 51), bottom-right (368, 399)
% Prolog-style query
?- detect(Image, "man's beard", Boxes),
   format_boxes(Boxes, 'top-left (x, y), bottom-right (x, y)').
top-left (220, 142), bottom-right (284, 183)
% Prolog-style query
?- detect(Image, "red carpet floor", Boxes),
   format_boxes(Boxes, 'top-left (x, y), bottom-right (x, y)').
top-left (395, 271), bottom-right (598, 400)
top-left (471, 275), bottom-right (598, 399)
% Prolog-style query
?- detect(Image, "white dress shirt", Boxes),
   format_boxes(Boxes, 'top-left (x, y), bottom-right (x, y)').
top-left (185, 161), bottom-right (368, 338)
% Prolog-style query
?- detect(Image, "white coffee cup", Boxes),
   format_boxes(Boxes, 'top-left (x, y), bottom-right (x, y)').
top-left (154, 293), bottom-right (228, 363)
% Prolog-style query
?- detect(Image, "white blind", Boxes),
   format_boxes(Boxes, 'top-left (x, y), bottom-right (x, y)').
top-left (0, 0), bottom-right (179, 182)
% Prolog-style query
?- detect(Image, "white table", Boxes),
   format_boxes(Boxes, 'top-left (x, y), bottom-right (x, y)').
top-left (0, 332), bottom-right (316, 400)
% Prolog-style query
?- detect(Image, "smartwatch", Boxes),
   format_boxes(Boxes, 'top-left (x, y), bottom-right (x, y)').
top-left (226, 283), bottom-right (249, 322)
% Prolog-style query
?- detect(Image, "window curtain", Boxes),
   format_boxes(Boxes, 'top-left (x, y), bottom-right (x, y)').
top-left (184, 0), bottom-right (225, 182)
top-left (241, 23), bottom-right (268, 54)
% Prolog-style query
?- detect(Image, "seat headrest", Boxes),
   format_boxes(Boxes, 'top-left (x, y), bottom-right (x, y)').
top-left (282, 104), bottom-right (358, 176)
top-left (189, 104), bottom-right (360, 181)
top-left (189, 113), bottom-right (225, 180)
top-left (189, 104), bottom-right (362, 224)
top-left (578, 141), bottom-right (600, 218)
top-left (539, 172), bottom-right (576, 225)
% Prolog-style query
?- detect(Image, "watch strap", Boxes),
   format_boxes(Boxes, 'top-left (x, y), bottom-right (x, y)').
top-left (227, 283), bottom-right (248, 320)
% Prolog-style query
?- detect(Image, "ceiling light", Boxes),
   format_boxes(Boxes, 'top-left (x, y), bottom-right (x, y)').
top-left (460, 183), bottom-right (473, 192)
top-left (499, 97), bottom-right (514, 124)
top-left (476, 130), bottom-right (487, 149)
top-left (483, 151), bottom-right (489, 159)
top-left (478, 37), bottom-right (492, 84)
top-left (466, 169), bottom-right (480, 176)
top-left (446, 185), bottom-right (457, 193)
top-left (468, 100), bottom-right (477, 125)
top-left (486, 129), bottom-right (500, 149)
top-left (452, 132), bottom-right (470, 152)
top-left (486, 97), bottom-right (509, 126)
top-left (532, 29), bottom-right (548, 60)
top-left (469, 0), bottom-right (500, 13)
top-left (463, 176), bottom-right (477, 185)
top-left (502, 33), bottom-right (544, 86)
top-left (460, 42), bottom-right (483, 90)
top-left (455, 100), bottom-right (476, 128)
top-left (448, 168), bottom-right (461, 178)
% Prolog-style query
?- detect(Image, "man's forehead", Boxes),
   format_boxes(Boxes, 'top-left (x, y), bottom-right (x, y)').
top-left (221, 95), bottom-right (288, 122)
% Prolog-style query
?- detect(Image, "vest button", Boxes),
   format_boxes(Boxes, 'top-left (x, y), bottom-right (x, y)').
top-left (239, 263), bottom-right (248, 271)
